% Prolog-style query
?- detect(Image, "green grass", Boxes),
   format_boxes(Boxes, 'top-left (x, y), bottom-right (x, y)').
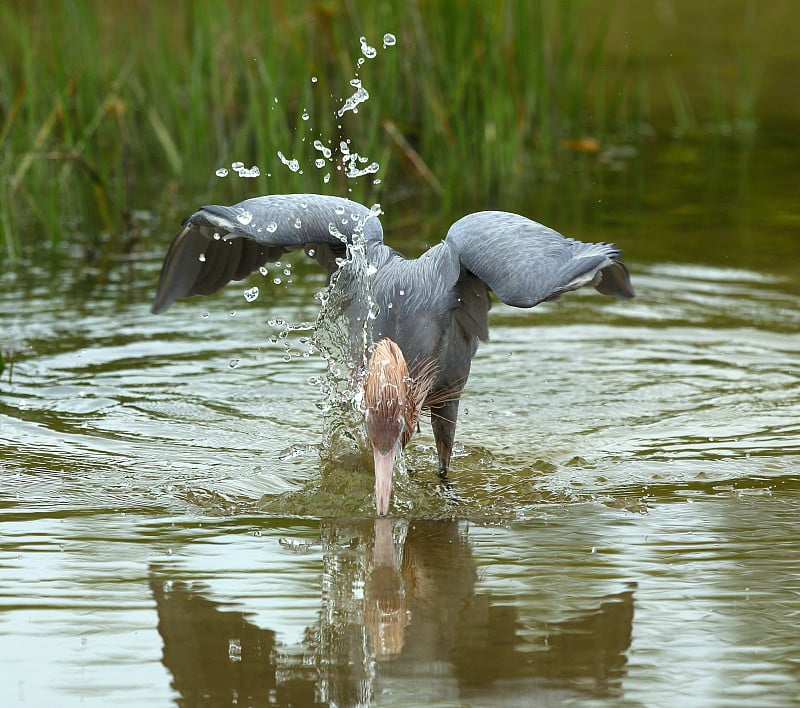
top-left (0, 0), bottom-right (764, 261)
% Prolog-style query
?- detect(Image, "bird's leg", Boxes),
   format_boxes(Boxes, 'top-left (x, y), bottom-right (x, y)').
top-left (431, 400), bottom-right (459, 478)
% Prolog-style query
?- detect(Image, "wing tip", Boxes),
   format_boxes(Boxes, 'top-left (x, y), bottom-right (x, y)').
top-left (596, 259), bottom-right (635, 299)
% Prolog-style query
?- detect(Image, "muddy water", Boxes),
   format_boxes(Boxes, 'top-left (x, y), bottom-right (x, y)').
top-left (2, 135), bottom-right (799, 704)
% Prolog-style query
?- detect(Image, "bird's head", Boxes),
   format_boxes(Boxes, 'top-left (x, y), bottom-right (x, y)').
top-left (363, 339), bottom-right (427, 516)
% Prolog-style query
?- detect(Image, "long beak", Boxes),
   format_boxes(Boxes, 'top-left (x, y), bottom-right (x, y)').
top-left (373, 449), bottom-right (395, 516)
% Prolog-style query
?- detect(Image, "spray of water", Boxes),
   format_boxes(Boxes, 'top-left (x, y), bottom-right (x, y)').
top-left (212, 33), bottom-right (398, 473)
top-left (313, 207), bottom-right (382, 467)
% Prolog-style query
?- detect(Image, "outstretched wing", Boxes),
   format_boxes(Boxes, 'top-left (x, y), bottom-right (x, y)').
top-left (151, 194), bottom-right (383, 314)
top-left (445, 211), bottom-right (634, 308)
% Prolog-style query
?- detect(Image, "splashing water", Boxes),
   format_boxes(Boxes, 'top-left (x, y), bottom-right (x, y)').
top-left (345, 156), bottom-right (380, 179)
top-left (313, 140), bottom-right (333, 159)
top-left (312, 208), bottom-right (382, 465)
top-left (338, 140), bottom-right (379, 180)
top-left (237, 165), bottom-right (260, 178)
top-left (337, 79), bottom-right (370, 117)
top-left (243, 286), bottom-right (260, 303)
top-left (277, 151), bottom-right (301, 173)
top-left (359, 36), bottom-right (377, 59)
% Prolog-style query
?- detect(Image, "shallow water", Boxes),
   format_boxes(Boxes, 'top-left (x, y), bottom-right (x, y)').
top-left (2, 243), bottom-right (799, 704)
top-left (2, 131), bottom-right (800, 705)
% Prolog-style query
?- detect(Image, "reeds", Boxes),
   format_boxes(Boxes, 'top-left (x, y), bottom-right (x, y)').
top-left (0, 0), bottom-right (759, 261)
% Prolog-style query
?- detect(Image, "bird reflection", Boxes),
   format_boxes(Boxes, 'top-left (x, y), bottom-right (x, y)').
top-left (151, 520), bottom-right (634, 706)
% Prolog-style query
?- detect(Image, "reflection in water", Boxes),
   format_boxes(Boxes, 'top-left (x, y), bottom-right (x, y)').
top-left (150, 578), bottom-right (292, 706)
top-left (151, 520), bottom-right (633, 705)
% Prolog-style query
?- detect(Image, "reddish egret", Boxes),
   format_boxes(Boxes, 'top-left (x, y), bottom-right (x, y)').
top-left (152, 194), bottom-right (634, 515)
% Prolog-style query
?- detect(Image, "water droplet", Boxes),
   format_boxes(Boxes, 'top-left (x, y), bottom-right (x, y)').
top-left (399, 289), bottom-right (405, 295)
top-left (229, 310), bottom-right (237, 317)
top-left (383, 33), bottom-right (396, 48)
top-left (307, 248), bottom-right (316, 257)
top-left (202, 312), bottom-right (209, 319)
top-left (259, 266), bottom-right (268, 276)
top-left (344, 156), bottom-right (380, 178)
top-left (283, 268), bottom-right (291, 276)
top-left (323, 173), bottom-right (331, 183)
top-left (337, 79), bottom-right (369, 117)
top-left (294, 218), bottom-right (302, 229)
top-left (213, 232), bottom-right (221, 240)
top-left (236, 210), bottom-right (253, 225)
top-left (231, 161), bottom-right (244, 170)
top-left (315, 158), bottom-right (325, 168)
top-left (277, 150), bottom-right (300, 172)
top-left (387, 302), bottom-right (393, 309)
top-left (311, 76), bottom-right (318, 83)
top-left (243, 286), bottom-right (260, 302)
top-left (359, 36), bottom-right (377, 59)
top-left (273, 277), bottom-right (282, 285)
top-left (229, 358), bottom-right (241, 369)
top-left (198, 253), bottom-right (206, 262)
top-left (215, 167), bottom-right (229, 177)
top-left (237, 165), bottom-right (260, 178)
top-left (301, 110), bottom-right (310, 121)
top-left (229, 638), bottom-right (242, 662)
top-left (313, 140), bottom-right (332, 158)
top-left (266, 221), bottom-right (277, 233)
top-left (334, 205), bottom-right (345, 215)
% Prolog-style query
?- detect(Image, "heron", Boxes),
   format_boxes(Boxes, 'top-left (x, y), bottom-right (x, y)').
top-left (152, 193), bottom-right (634, 515)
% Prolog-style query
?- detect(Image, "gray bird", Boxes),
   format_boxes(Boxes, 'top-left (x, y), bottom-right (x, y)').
top-left (152, 193), bottom-right (634, 515)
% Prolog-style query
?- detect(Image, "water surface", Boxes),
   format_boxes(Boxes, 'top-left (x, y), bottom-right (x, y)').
top-left (1, 135), bottom-right (799, 704)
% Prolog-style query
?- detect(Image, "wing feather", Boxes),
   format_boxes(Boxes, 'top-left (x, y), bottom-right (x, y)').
top-left (445, 211), bottom-right (634, 307)
top-left (152, 194), bottom-right (384, 314)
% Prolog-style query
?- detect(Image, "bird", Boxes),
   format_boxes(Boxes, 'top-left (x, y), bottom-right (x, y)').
top-left (152, 193), bottom-right (634, 515)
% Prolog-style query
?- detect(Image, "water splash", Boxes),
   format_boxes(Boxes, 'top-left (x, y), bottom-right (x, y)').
top-left (359, 36), bottom-right (377, 59)
top-left (338, 140), bottom-right (379, 179)
top-left (243, 286), bottom-right (260, 303)
top-left (277, 150), bottom-right (301, 173)
top-left (337, 79), bottom-right (370, 117)
top-left (313, 210), bottom-right (382, 465)
top-left (345, 157), bottom-right (380, 179)
top-left (313, 140), bottom-right (333, 159)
